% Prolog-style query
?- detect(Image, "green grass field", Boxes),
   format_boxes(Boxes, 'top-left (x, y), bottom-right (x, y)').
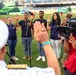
top-left (0, 13), bottom-right (76, 75)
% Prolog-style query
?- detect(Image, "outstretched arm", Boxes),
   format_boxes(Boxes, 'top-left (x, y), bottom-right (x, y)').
top-left (15, 14), bottom-right (20, 27)
top-left (46, 16), bottom-right (51, 31)
top-left (34, 21), bottom-right (61, 75)
top-left (28, 15), bottom-right (35, 27)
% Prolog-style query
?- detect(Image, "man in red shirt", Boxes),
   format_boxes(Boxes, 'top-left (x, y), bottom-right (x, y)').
top-left (63, 34), bottom-right (76, 75)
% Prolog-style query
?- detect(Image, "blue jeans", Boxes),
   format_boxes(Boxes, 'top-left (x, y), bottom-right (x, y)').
top-left (64, 67), bottom-right (76, 75)
top-left (7, 39), bottom-right (17, 57)
top-left (38, 42), bottom-right (45, 56)
top-left (22, 37), bottom-right (32, 57)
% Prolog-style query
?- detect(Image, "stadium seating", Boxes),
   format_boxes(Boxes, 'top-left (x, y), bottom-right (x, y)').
top-left (0, 3), bottom-right (5, 9)
top-left (25, 0), bottom-right (76, 4)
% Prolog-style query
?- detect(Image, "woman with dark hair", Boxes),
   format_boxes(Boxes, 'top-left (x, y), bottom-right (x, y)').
top-left (47, 12), bottom-right (61, 60)
top-left (51, 12), bottom-right (61, 26)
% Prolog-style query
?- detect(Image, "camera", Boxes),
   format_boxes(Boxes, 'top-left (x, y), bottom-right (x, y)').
top-left (59, 18), bottom-right (76, 38)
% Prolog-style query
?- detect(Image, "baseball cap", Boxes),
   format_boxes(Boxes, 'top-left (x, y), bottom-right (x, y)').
top-left (0, 20), bottom-right (9, 49)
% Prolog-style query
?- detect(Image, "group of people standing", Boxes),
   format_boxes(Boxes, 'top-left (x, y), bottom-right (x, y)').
top-left (6, 11), bottom-right (62, 61)
top-left (6, 12), bottom-right (34, 60)
top-left (4, 10), bottom-right (76, 75)
top-left (6, 11), bottom-right (72, 62)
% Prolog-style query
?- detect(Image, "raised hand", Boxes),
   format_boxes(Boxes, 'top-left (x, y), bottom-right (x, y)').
top-left (34, 21), bottom-right (49, 43)
top-left (47, 17), bottom-right (51, 31)
top-left (15, 14), bottom-right (19, 20)
top-left (47, 16), bottom-right (50, 23)
top-left (69, 34), bottom-right (76, 49)
top-left (30, 15), bottom-right (35, 21)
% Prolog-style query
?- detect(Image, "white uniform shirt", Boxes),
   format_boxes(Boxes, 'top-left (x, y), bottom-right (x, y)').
top-left (0, 61), bottom-right (55, 75)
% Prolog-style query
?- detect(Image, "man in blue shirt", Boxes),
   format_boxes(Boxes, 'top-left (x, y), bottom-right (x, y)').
top-left (34, 11), bottom-right (47, 61)
top-left (16, 12), bottom-right (34, 60)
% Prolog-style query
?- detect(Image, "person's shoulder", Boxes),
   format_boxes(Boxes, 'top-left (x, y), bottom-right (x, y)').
top-left (33, 19), bottom-right (39, 23)
top-left (19, 20), bottom-right (25, 25)
top-left (20, 20), bottom-right (25, 22)
top-left (0, 66), bottom-right (55, 75)
top-left (35, 19), bottom-right (40, 21)
top-left (30, 67), bottom-right (55, 74)
top-left (43, 19), bottom-right (47, 21)
top-left (43, 19), bottom-right (47, 23)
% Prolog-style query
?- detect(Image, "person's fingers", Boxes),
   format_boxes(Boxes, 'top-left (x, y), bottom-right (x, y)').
top-left (35, 21), bottom-right (42, 32)
top-left (41, 23), bottom-right (46, 31)
top-left (47, 16), bottom-right (50, 22)
top-left (69, 35), bottom-right (75, 43)
top-left (15, 14), bottom-right (19, 20)
top-left (34, 23), bottom-right (39, 41)
top-left (34, 21), bottom-right (42, 37)
top-left (69, 40), bottom-right (75, 48)
top-left (69, 34), bottom-right (73, 43)
top-left (34, 21), bottom-right (38, 32)
top-left (69, 40), bottom-right (73, 44)
top-left (34, 22), bottom-right (38, 40)
top-left (70, 34), bottom-right (75, 41)
top-left (34, 31), bottom-right (37, 39)
top-left (69, 37), bottom-right (74, 43)
top-left (37, 22), bottom-right (43, 32)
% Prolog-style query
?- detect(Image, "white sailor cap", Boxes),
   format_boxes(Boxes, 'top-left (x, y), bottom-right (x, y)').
top-left (0, 20), bottom-right (9, 49)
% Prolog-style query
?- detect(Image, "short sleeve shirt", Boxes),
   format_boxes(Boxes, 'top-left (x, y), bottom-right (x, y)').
top-left (18, 20), bottom-right (32, 37)
top-left (34, 19), bottom-right (47, 28)
top-left (49, 22), bottom-right (60, 40)
top-left (7, 24), bottom-right (17, 40)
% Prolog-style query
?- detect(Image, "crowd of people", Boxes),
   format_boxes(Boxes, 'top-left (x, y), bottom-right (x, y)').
top-left (0, 11), bottom-right (76, 75)
top-left (0, 18), bottom-right (60, 75)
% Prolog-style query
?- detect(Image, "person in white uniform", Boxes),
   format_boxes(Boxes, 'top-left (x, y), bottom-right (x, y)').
top-left (0, 20), bottom-right (61, 75)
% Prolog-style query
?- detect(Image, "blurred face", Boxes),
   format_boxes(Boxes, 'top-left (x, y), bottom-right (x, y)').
top-left (63, 18), bottom-right (67, 26)
top-left (7, 17), bottom-right (12, 24)
top-left (53, 14), bottom-right (57, 20)
top-left (24, 13), bottom-right (29, 20)
top-left (39, 12), bottom-right (44, 19)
